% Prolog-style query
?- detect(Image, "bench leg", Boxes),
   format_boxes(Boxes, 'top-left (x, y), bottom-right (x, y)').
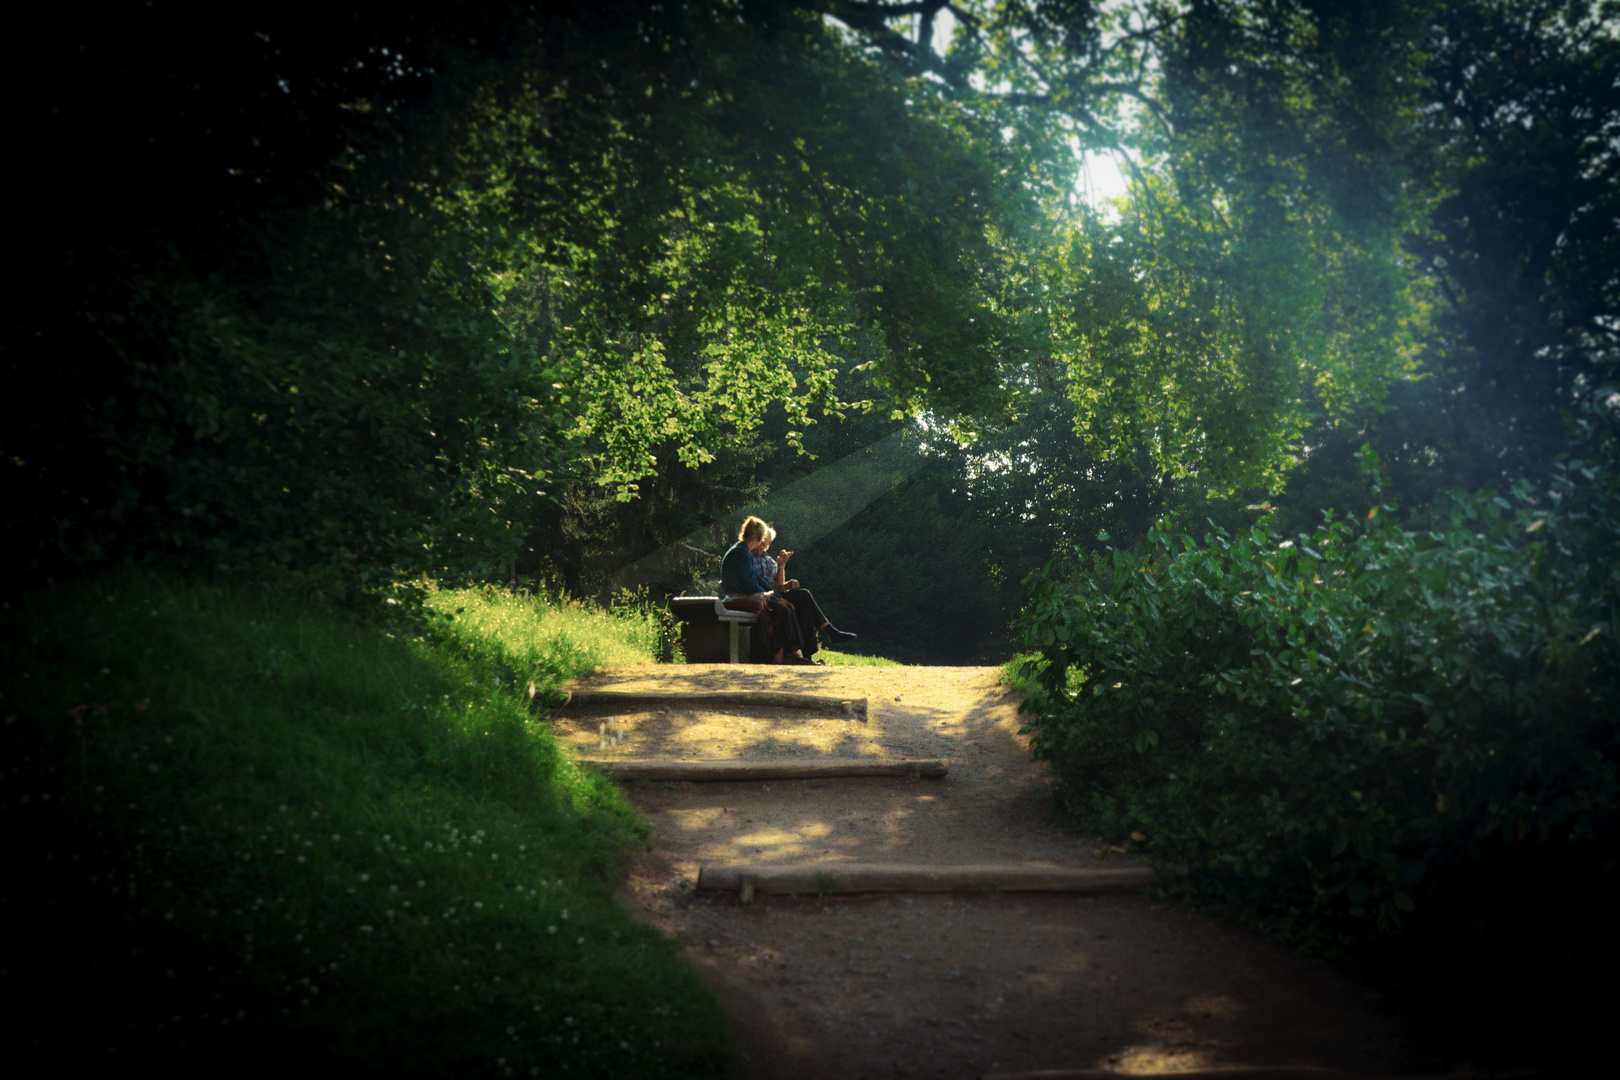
top-left (729, 621), bottom-right (739, 664)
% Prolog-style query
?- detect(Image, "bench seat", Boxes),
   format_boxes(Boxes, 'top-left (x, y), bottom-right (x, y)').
top-left (670, 595), bottom-right (760, 664)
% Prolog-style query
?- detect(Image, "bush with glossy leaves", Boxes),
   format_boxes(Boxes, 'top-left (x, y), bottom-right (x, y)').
top-left (1017, 403), bottom-right (1619, 957)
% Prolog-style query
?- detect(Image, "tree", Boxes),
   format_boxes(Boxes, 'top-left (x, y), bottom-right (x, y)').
top-left (5, 1), bottom-right (1062, 589)
top-left (1272, 0), bottom-right (1618, 528)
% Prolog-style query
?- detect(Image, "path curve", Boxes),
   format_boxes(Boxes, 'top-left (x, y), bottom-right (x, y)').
top-left (558, 665), bottom-right (1414, 1078)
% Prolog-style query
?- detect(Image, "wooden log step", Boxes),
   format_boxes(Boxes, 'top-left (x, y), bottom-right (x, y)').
top-left (696, 863), bottom-right (1154, 901)
top-left (981, 1070), bottom-right (1563, 1080)
top-left (579, 758), bottom-right (948, 782)
top-left (564, 690), bottom-right (867, 716)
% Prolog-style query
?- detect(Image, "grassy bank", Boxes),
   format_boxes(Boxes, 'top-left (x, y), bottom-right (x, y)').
top-left (1, 575), bottom-right (727, 1077)
top-left (426, 584), bottom-right (671, 685)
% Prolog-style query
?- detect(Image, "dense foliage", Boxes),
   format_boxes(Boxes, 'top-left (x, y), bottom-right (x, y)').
top-left (10, 1), bottom-right (1072, 590)
top-left (11, 2), bottom-right (520, 586)
top-left (12, 0), bottom-right (1489, 600)
top-left (1017, 405), bottom-right (1619, 955)
top-left (478, 1), bottom-right (1613, 667)
top-left (1274, 0), bottom-right (1619, 530)
top-left (4, 3), bottom-right (1617, 1065)
top-left (3, 576), bottom-right (725, 1076)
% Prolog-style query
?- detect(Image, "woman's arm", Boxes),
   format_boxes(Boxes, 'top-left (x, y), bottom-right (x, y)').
top-left (745, 550), bottom-right (774, 595)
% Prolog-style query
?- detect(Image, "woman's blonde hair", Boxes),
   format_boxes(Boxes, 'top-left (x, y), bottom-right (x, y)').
top-left (738, 515), bottom-right (768, 543)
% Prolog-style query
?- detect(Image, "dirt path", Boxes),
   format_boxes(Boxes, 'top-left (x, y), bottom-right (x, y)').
top-left (560, 665), bottom-right (1419, 1078)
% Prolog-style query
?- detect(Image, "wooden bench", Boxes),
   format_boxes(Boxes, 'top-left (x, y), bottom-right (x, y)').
top-left (670, 595), bottom-right (760, 664)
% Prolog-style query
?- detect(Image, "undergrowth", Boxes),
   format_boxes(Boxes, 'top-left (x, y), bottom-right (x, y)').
top-left (1014, 425), bottom-right (1619, 1062)
top-left (1018, 438), bottom-right (1618, 952)
top-left (1, 574), bottom-right (727, 1077)
top-left (815, 648), bottom-right (903, 668)
top-left (424, 584), bottom-right (669, 689)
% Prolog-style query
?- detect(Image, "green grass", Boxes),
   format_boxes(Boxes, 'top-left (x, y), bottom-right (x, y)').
top-left (999, 652), bottom-right (1044, 693)
top-left (999, 652), bottom-right (1090, 705)
top-left (814, 647), bottom-right (904, 667)
top-left (2, 574), bottom-right (727, 1077)
top-left (426, 584), bottom-right (667, 684)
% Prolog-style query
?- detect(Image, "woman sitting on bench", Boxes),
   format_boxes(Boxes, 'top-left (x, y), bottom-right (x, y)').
top-left (720, 515), bottom-right (810, 664)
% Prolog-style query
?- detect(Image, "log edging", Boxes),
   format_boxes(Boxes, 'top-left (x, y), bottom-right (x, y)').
top-left (565, 690), bottom-right (867, 716)
top-left (696, 863), bottom-right (1154, 901)
top-left (578, 758), bottom-right (948, 781)
top-left (979, 1070), bottom-right (1567, 1080)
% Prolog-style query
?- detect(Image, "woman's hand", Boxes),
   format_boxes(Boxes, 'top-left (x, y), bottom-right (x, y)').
top-left (779, 550), bottom-right (793, 565)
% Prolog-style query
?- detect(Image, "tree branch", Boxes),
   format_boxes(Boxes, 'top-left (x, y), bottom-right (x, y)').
top-left (1100, 15), bottom-right (1179, 56)
top-left (820, 0), bottom-right (978, 89)
top-left (837, 0), bottom-right (946, 14)
top-left (1093, 81), bottom-right (1173, 134)
top-left (827, 0), bottom-right (948, 33)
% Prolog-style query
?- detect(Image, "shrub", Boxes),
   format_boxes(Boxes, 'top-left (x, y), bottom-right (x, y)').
top-left (1016, 415), bottom-right (1619, 956)
top-left (2, 575), bottom-right (727, 1076)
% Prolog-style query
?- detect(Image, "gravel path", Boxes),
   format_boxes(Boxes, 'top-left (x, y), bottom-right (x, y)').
top-left (559, 665), bottom-right (1415, 1078)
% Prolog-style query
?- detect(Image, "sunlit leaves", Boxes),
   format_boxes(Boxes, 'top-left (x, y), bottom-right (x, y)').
top-left (428, 5), bottom-right (1054, 496)
top-left (827, 2), bottom-right (1429, 493)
